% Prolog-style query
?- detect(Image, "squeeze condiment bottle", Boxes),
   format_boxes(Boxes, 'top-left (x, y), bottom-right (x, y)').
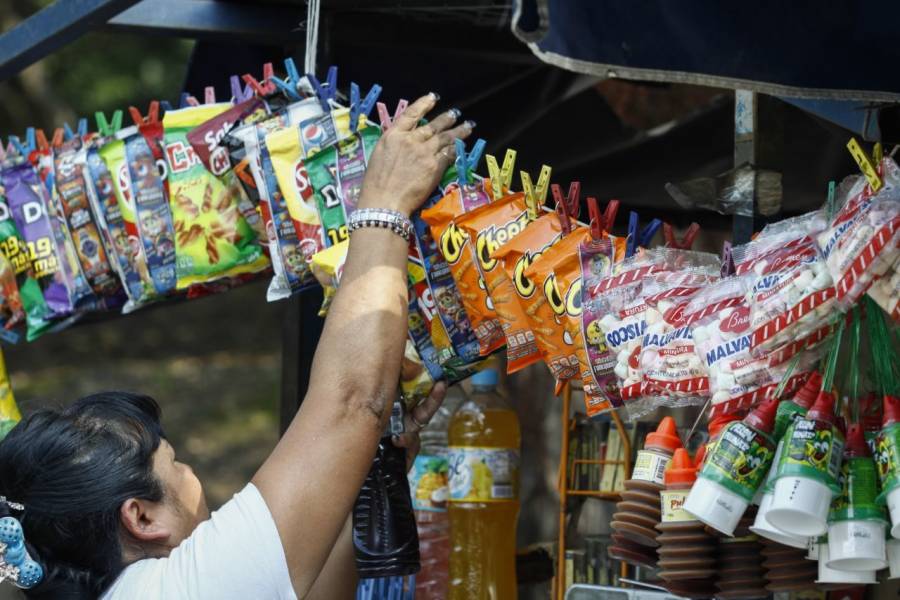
top-left (826, 423), bottom-right (887, 572)
top-left (874, 394), bottom-right (900, 537)
top-left (684, 397), bottom-right (778, 536)
top-left (656, 449), bottom-right (717, 597)
top-left (696, 413), bottom-right (740, 468)
top-left (751, 377), bottom-right (822, 548)
top-left (610, 417), bottom-right (682, 550)
top-left (766, 390), bottom-right (845, 538)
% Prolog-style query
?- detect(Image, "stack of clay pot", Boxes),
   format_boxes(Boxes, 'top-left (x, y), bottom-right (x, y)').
top-left (609, 418), bottom-right (682, 568)
top-left (760, 539), bottom-right (818, 593)
top-left (655, 448), bottom-right (717, 598)
top-left (714, 508), bottom-right (769, 599)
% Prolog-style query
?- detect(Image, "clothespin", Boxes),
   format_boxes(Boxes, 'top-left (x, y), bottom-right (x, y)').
top-left (230, 75), bottom-right (255, 103)
top-left (95, 110), bottom-right (123, 137)
top-left (4, 141), bottom-right (16, 160)
top-left (241, 62), bottom-right (276, 98)
top-left (721, 241), bottom-right (735, 277)
top-left (625, 211), bottom-right (662, 257)
top-left (519, 165), bottom-right (551, 220)
top-left (63, 118), bottom-right (88, 141)
top-left (178, 92), bottom-right (199, 108)
top-left (663, 222), bottom-right (701, 249)
top-left (349, 82), bottom-right (382, 132)
top-left (376, 99), bottom-right (409, 130)
top-left (485, 148), bottom-right (516, 201)
top-left (307, 65), bottom-right (338, 112)
top-left (48, 128), bottom-right (65, 149)
top-left (271, 58), bottom-right (305, 101)
top-left (204, 86), bottom-right (216, 104)
top-left (9, 128), bottom-right (36, 158)
top-left (551, 182), bottom-right (580, 232)
top-left (159, 100), bottom-right (173, 113)
top-left (847, 137), bottom-right (883, 193)
top-left (454, 138), bottom-right (486, 188)
top-left (587, 197), bottom-right (620, 241)
top-left (129, 101), bottom-right (161, 127)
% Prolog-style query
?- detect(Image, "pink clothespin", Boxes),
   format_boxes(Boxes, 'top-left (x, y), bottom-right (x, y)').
top-left (376, 99), bottom-right (409, 130)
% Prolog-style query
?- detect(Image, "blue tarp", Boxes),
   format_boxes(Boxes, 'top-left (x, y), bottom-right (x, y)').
top-left (513, 1), bottom-right (900, 102)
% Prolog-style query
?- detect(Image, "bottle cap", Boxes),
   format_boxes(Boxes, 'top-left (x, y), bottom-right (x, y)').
top-left (882, 395), bottom-right (900, 428)
top-left (744, 397), bottom-right (778, 434)
top-left (793, 372), bottom-right (823, 410)
top-left (645, 416), bottom-right (682, 453)
top-left (470, 368), bottom-right (498, 387)
top-left (708, 413), bottom-right (740, 439)
top-left (845, 423), bottom-right (870, 458)
top-left (664, 448), bottom-right (696, 486)
top-left (806, 390), bottom-right (837, 425)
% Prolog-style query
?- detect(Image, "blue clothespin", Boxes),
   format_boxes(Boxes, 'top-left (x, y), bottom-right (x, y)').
top-left (63, 118), bottom-right (88, 141)
top-left (454, 138), bottom-right (486, 188)
top-left (159, 100), bottom-right (174, 113)
top-left (349, 82), bottom-right (382, 132)
top-left (307, 65), bottom-right (338, 112)
top-left (626, 210), bottom-right (662, 257)
top-left (270, 57), bottom-right (305, 101)
top-left (9, 128), bottom-right (36, 157)
top-left (179, 92), bottom-right (200, 108)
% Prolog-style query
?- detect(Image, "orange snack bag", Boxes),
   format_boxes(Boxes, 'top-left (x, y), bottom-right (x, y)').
top-left (489, 209), bottom-right (565, 373)
top-left (420, 180), bottom-right (505, 355)
top-left (522, 227), bottom-right (590, 384)
top-left (454, 192), bottom-right (538, 367)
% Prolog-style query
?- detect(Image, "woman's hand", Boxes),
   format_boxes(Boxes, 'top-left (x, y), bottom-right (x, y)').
top-left (358, 93), bottom-right (474, 217)
top-left (392, 381), bottom-right (448, 471)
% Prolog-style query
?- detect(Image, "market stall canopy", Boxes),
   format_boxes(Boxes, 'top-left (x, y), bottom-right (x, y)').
top-left (512, 1), bottom-right (900, 103)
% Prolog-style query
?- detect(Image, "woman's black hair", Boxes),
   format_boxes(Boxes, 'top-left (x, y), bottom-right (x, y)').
top-left (0, 392), bottom-right (166, 599)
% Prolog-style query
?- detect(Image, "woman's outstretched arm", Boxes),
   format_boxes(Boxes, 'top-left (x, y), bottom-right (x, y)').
top-left (252, 93), bottom-right (472, 597)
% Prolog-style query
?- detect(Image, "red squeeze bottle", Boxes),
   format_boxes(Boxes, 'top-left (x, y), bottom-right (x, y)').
top-left (845, 423), bottom-right (871, 459)
top-left (697, 413), bottom-right (740, 467)
top-left (882, 394), bottom-right (900, 428)
top-left (807, 390), bottom-right (838, 427)
top-left (744, 396), bottom-right (779, 435)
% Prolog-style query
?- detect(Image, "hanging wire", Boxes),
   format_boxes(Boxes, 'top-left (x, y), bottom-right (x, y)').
top-left (305, 0), bottom-right (321, 76)
top-left (822, 317), bottom-right (846, 414)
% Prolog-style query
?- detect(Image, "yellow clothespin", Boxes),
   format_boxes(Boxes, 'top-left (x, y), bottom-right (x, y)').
top-left (485, 148), bottom-right (517, 201)
top-left (847, 137), bottom-right (883, 193)
top-left (519, 165), bottom-right (552, 220)
top-left (873, 142), bottom-right (883, 166)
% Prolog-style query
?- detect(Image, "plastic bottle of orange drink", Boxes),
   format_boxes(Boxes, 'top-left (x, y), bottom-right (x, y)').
top-left (448, 368), bottom-right (521, 599)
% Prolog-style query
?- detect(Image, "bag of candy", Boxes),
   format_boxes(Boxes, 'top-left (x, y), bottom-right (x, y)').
top-left (0, 349), bottom-right (20, 440)
top-left (867, 253), bottom-right (900, 322)
top-left (0, 253), bottom-right (23, 341)
top-left (162, 103), bottom-right (269, 289)
top-left (816, 158), bottom-right (900, 309)
top-left (735, 226), bottom-right (836, 356)
top-left (638, 251), bottom-right (720, 410)
top-left (53, 135), bottom-right (122, 300)
top-left (685, 275), bottom-right (819, 418)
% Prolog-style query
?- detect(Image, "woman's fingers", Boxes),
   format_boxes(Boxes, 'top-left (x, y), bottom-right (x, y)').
top-left (434, 122), bottom-right (475, 169)
top-left (407, 381), bottom-right (448, 432)
top-left (393, 93), bottom-right (439, 132)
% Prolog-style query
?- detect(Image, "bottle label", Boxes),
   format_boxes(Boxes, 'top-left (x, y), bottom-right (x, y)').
top-left (631, 450), bottom-right (670, 485)
top-left (875, 423), bottom-right (900, 499)
top-left (409, 454), bottom-right (449, 512)
top-left (698, 422), bottom-right (775, 502)
top-left (830, 456), bottom-right (884, 522)
top-left (660, 490), bottom-right (692, 522)
top-left (447, 446), bottom-right (519, 502)
top-left (776, 417), bottom-right (844, 492)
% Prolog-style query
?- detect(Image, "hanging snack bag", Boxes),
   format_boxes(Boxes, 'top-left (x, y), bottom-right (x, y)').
top-left (489, 208), bottom-right (564, 373)
top-left (685, 276), bottom-right (818, 418)
top-left (0, 349), bottom-right (20, 439)
top-left (867, 254), bottom-right (900, 322)
top-left (1, 160), bottom-right (79, 318)
top-left (638, 260), bottom-right (719, 411)
top-left (736, 228), bottom-right (837, 356)
top-left (0, 252), bottom-right (23, 341)
top-left (98, 126), bottom-right (157, 310)
top-left (522, 227), bottom-right (591, 387)
top-left (421, 177), bottom-right (502, 354)
top-left (455, 192), bottom-right (541, 367)
top-left (592, 248), bottom-right (666, 405)
top-left (816, 159), bottom-right (900, 309)
top-left (162, 104), bottom-right (269, 289)
top-left (412, 189), bottom-right (481, 367)
top-left (53, 136), bottom-right (121, 299)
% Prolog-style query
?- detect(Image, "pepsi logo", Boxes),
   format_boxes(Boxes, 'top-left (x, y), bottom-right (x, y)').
top-left (302, 123), bottom-right (326, 147)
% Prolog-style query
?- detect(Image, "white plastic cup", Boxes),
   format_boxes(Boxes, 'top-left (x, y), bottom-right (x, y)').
top-left (683, 476), bottom-right (749, 536)
top-left (826, 520), bottom-right (887, 571)
top-left (766, 475), bottom-right (832, 537)
top-left (888, 538), bottom-right (900, 579)
top-left (749, 491), bottom-right (809, 549)
top-left (817, 542), bottom-right (878, 585)
top-left (887, 487), bottom-right (900, 538)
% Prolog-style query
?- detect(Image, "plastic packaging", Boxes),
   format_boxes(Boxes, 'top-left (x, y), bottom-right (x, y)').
top-left (0, 191), bottom-right (44, 340)
top-left (448, 369), bottom-right (520, 600)
top-left (0, 350), bottom-right (20, 440)
top-left (874, 395), bottom-right (900, 538)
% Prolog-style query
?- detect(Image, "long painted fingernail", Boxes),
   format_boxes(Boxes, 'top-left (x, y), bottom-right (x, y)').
top-left (448, 108), bottom-right (462, 120)
top-left (429, 92), bottom-right (441, 101)
top-left (465, 120), bottom-right (477, 129)
top-left (392, 435), bottom-right (400, 444)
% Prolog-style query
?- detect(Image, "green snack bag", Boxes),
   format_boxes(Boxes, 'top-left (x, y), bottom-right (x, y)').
top-left (161, 104), bottom-right (268, 289)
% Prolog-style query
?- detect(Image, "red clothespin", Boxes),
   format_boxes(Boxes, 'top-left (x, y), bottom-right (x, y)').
top-left (551, 182), bottom-right (580, 233)
top-left (242, 62), bottom-right (276, 97)
top-left (50, 128), bottom-right (64, 149)
top-left (129, 101), bottom-right (161, 127)
top-left (377, 99), bottom-right (409, 131)
top-left (588, 197), bottom-right (620, 241)
top-left (34, 129), bottom-right (49, 153)
top-left (663, 222), bottom-right (700, 249)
